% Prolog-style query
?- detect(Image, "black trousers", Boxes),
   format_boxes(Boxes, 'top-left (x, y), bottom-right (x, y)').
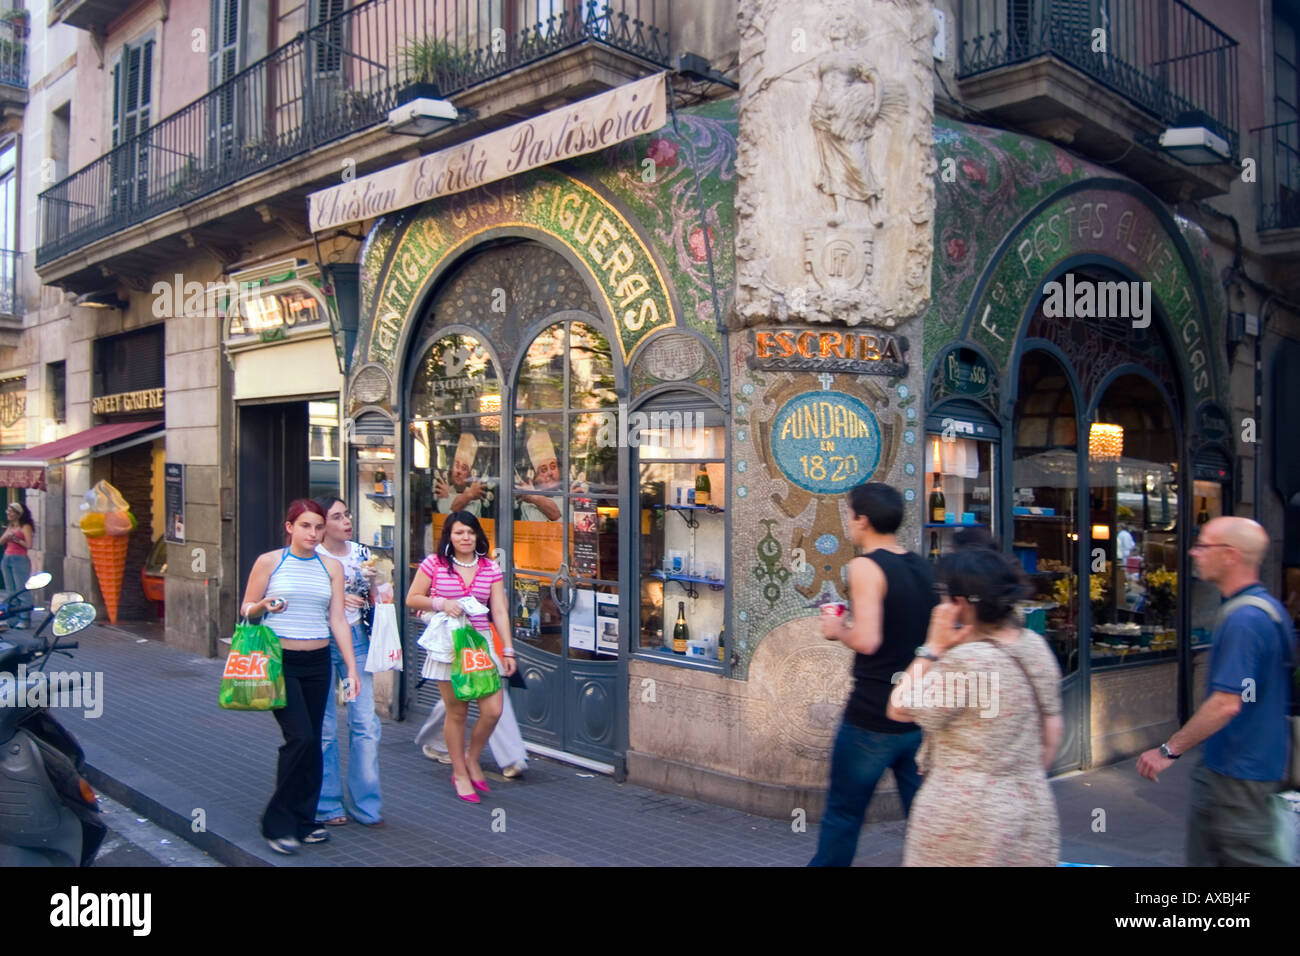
top-left (262, 646), bottom-right (331, 840)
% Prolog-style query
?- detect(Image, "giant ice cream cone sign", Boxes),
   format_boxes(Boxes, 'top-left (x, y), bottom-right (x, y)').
top-left (78, 480), bottom-right (136, 624)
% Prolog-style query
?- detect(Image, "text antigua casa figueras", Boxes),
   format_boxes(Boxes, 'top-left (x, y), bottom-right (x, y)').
top-left (364, 168), bottom-right (676, 368)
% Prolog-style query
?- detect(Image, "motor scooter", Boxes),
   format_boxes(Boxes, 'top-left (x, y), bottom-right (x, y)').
top-left (0, 572), bottom-right (105, 865)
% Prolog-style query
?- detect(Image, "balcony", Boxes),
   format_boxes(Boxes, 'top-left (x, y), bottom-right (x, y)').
top-left (956, 0), bottom-right (1239, 201)
top-left (0, 248), bottom-right (22, 347)
top-left (36, 0), bottom-right (673, 278)
top-left (1255, 120), bottom-right (1300, 272)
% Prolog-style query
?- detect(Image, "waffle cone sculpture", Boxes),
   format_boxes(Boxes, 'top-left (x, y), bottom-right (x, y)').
top-left (87, 534), bottom-right (129, 624)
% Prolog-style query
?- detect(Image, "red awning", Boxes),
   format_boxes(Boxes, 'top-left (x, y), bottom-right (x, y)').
top-left (0, 420), bottom-right (164, 490)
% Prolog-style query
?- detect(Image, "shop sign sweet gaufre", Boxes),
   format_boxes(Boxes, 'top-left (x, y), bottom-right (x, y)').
top-left (308, 73), bottom-right (667, 232)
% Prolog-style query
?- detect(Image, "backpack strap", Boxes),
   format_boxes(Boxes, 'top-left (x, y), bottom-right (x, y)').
top-left (1215, 593), bottom-right (1293, 666)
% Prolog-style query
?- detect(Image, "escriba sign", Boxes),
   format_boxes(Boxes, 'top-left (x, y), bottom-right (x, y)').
top-left (308, 72), bottom-right (667, 232)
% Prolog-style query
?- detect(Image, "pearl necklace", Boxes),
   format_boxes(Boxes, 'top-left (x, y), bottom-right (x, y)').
top-left (451, 554), bottom-right (478, 568)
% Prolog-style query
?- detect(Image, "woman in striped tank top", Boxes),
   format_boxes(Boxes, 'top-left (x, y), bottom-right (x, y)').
top-left (240, 499), bottom-right (361, 856)
top-left (406, 511), bottom-right (516, 803)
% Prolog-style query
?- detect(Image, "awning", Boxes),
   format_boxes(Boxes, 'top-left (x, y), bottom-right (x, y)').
top-left (0, 420), bottom-right (164, 490)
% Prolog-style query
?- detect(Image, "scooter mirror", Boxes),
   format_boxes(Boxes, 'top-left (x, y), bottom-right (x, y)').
top-left (49, 592), bottom-right (86, 614)
top-left (52, 601), bottom-right (96, 637)
top-left (23, 571), bottom-right (52, 591)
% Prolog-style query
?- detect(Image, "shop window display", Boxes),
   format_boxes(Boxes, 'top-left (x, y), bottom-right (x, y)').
top-left (511, 320), bottom-right (620, 662)
top-left (636, 409), bottom-right (727, 664)
top-left (1088, 374), bottom-right (1180, 665)
top-left (1010, 352), bottom-right (1080, 677)
top-left (408, 333), bottom-right (502, 568)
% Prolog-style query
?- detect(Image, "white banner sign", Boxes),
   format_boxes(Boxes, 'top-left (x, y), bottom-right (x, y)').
top-left (308, 72), bottom-right (668, 232)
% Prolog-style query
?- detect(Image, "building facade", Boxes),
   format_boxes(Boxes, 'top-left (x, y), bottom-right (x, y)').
top-left (5, 0), bottom-right (1297, 822)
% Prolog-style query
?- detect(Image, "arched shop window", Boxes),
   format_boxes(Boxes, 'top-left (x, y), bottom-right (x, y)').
top-left (1088, 373), bottom-right (1180, 666)
top-left (408, 332), bottom-right (502, 563)
top-left (1011, 351), bottom-right (1080, 678)
top-left (511, 318), bottom-right (619, 659)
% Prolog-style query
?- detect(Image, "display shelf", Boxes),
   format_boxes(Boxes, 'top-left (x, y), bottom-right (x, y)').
top-left (1013, 514), bottom-right (1073, 521)
top-left (651, 502), bottom-right (724, 528)
top-left (924, 522), bottom-right (988, 529)
top-left (649, 569), bottom-right (726, 598)
top-left (365, 493), bottom-right (395, 509)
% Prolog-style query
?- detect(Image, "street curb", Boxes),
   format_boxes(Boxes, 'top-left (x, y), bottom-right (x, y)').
top-left (81, 742), bottom-right (271, 868)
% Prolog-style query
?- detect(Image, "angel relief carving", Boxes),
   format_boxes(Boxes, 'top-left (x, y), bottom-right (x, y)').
top-left (811, 15), bottom-right (885, 227)
top-left (733, 0), bottom-right (934, 327)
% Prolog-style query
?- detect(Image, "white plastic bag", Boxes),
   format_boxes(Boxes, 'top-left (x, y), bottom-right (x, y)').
top-left (417, 611), bottom-right (455, 664)
top-left (365, 603), bottom-right (403, 673)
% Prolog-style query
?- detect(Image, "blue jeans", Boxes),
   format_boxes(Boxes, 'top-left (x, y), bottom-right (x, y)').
top-left (1, 553), bottom-right (31, 625)
top-left (316, 624), bottom-right (383, 824)
top-left (809, 721), bottom-right (923, 867)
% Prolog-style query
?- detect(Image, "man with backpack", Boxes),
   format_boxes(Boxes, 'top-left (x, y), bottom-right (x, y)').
top-left (1137, 517), bottom-right (1296, 866)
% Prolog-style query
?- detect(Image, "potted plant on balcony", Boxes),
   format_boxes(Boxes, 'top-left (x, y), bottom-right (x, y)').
top-left (1, 8), bottom-right (29, 39)
top-left (399, 37), bottom-right (464, 103)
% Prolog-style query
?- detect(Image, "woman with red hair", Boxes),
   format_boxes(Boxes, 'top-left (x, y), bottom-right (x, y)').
top-left (240, 499), bottom-right (361, 855)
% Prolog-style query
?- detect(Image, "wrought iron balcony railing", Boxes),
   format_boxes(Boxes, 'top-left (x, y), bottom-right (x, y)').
top-left (37, 0), bottom-right (672, 266)
top-left (957, 0), bottom-right (1239, 157)
top-left (1257, 120), bottom-right (1300, 232)
top-left (0, 248), bottom-right (22, 316)
top-left (0, 17), bottom-right (29, 89)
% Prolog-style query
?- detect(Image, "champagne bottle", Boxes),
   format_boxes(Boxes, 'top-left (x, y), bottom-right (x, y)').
top-left (374, 468), bottom-right (387, 495)
top-left (695, 464), bottom-right (711, 507)
top-left (717, 624), bottom-right (726, 663)
top-left (1196, 497), bottom-right (1210, 526)
top-left (930, 480), bottom-right (945, 523)
top-left (672, 601), bottom-right (689, 654)
top-left (928, 531), bottom-right (940, 564)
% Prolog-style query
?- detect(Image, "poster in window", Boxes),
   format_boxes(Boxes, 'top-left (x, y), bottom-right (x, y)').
top-left (572, 496), bottom-right (599, 578)
top-left (596, 592), bottom-right (619, 655)
top-left (164, 462), bottom-right (185, 544)
top-left (568, 587), bottom-right (596, 652)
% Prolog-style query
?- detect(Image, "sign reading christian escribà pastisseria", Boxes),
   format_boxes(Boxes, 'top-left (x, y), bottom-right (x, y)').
top-left (308, 73), bottom-right (667, 232)
top-left (748, 328), bottom-right (908, 376)
top-left (92, 389), bottom-right (164, 415)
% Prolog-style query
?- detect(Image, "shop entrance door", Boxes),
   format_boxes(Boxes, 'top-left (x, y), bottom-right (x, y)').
top-left (237, 402), bottom-right (308, 588)
top-left (510, 318), bottom-right (622, 765)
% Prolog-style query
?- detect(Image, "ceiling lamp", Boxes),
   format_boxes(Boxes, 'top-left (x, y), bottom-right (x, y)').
top-left (1089, 422), bottom-right (1123, 462)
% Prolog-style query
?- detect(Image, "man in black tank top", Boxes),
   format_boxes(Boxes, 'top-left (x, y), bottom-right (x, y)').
top-left (809, 482), bottom-right (938, 866)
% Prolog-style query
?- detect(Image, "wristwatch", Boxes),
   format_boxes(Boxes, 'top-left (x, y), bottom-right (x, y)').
top-left (914, 645), bottom-right (941, 662)
top-left (1159, 742), bottom-right (1181, 760)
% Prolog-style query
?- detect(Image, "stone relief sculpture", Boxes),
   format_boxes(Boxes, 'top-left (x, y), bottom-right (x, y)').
top-left (811, 14), bottom-right (885, 227)
top-left (734, 0), bottom-right (935, 327)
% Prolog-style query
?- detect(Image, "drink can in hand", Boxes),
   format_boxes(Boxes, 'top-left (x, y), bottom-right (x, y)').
top-left (821, 601), bottom-right (847, 618)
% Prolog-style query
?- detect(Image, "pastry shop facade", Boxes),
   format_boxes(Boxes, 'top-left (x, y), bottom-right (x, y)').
top-left (332, 96), bottom-right (1235, 814)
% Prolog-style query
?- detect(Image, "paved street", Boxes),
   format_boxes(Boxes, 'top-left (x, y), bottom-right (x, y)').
top-left (47, 618), bottom-right (1213, 867)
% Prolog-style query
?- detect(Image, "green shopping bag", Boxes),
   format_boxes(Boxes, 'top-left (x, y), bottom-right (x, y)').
top-left (451, 624), bottom-right (502, 701)
top-left (219, 620), bottom-right (286, 710)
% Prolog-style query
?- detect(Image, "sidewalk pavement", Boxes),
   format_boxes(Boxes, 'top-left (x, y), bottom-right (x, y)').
top-left (46, 619), bottom-right (1197, 866)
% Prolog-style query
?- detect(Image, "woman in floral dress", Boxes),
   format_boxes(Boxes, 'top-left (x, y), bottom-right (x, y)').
top-left (888, 547), bottom-right (1063, 866)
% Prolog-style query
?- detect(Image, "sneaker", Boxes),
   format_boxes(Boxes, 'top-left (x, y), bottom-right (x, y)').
top-left (301, 828), bottom-right (330, 844)
top-left (422, 744), bottom-right (452, 763)
top-left (502, 762), bottom-right (527, 779)
top-left (12, 622), bottom-right (26, 630)
top-left (266, 836), bottom-right (300, 855)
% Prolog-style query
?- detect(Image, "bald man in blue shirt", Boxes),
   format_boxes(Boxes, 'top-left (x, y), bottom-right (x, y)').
top-left (1137, 517), bottom-right (1296, 866)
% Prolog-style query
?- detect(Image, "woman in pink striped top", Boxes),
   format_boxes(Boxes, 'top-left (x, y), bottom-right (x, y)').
top-left (406, 511), bottom-right (515, 803)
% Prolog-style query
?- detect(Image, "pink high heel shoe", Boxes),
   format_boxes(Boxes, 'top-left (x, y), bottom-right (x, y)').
top-left (470, 777), bottom-right (491, 794)
top-left (451, 773), bottom-right (480, 804)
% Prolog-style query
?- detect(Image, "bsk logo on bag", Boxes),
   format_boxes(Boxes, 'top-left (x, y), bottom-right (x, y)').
top-left (460, 648), bottom-right (495, 673)
top-left (223, 651), bottom-right (269, 679)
